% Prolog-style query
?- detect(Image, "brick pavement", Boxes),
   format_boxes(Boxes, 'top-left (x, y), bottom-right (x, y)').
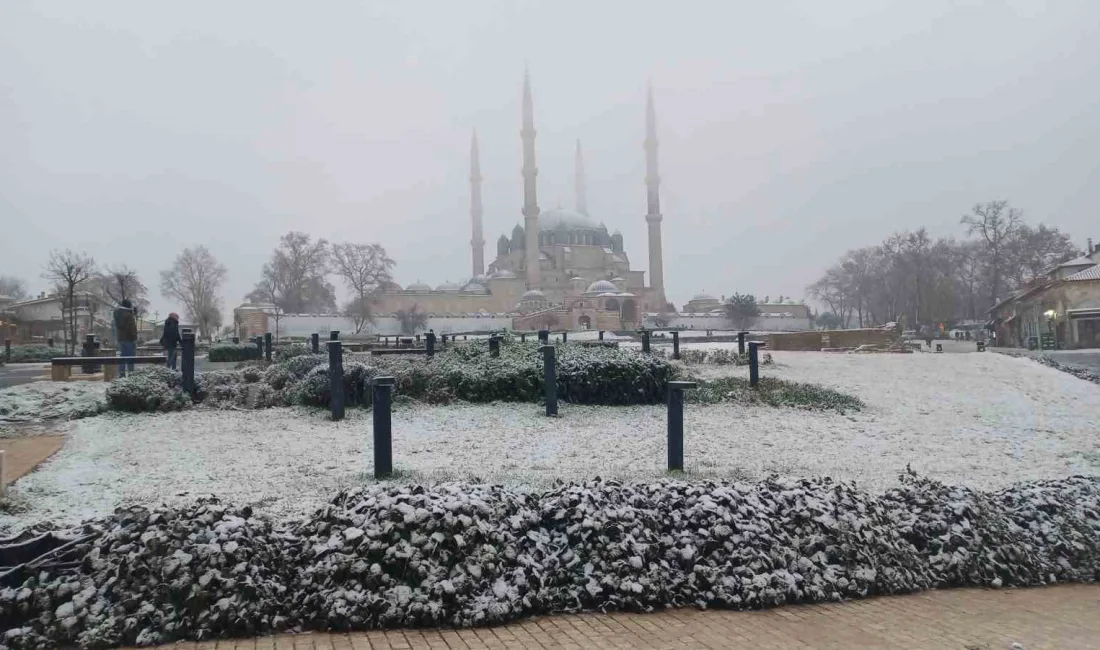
top-left (140, 584), bottom-right (1100, 650)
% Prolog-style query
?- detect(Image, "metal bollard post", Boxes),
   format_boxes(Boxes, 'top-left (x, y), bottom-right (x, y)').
top-left (264, 332), bottom-right (273, 362)
top-left (92, 338), bottom-right (102, 375)
top-left (441, 333), bottom-right (447, 346)
top-left (372, 376), bottom-right (395, 478)
top-left (330, 330), bottom-right (340, 341)
top-left (541, 344), bottom-right (558, 416)
top-left (562, 331), bottom-right (567, 343)
top-left (328, 340), bottom-right (345, 421)
top-left (231, 336), bottom-right (239, 344)
top-left (82, 334), bottom-right (96, 374)
top-left (641, 330), bottom-right (651, 353)
top-left (415, 334), bottom-right (421, 343)
top-left (672, 331), bottom-right (680, 360)
top-left (538, 329), bottom-right (549, 344)
top-left (667, 381), bottom-right (697, 471)
top-left (520, 333), bottom-right (526, 343)
top-left (47, 337), bottom-right (54, 348)
top-left (598, 330), bottom-right (604, 341)
top-left (489, 336), bottom-right (500, 358)
top-left (254, 336), bottom-right (263, 357)
top-left (738, 331), bottom-right (746, 355)
top-left (426, 330), bottom-right (436, 357)
top-left (748, 341), bottom-right (761, 387)
top-left (181, 329), bottom-right (196, 397)
top-left (311, 333), bottom-right (319, 354)
top-left (3, 339), bottom-right (9, 363)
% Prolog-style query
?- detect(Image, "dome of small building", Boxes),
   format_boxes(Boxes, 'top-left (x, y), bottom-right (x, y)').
top-left (585, 280), bottom-right (620, 294)
top-left (491, 269), bottom-right (517, 279)
top-left (382, 281), bottom-right (403, 292)
top-left (538, 208), bottom-right (598, 232)
top-left (435, 281), bottom-right (460, 292)
top-left (406, 281), bottom-right (432, 293)
top-left (461, 282), bottom-right (488, 294)
top-left (569, 276), bottom-right (585, 282)
top-left (690, 292), bottom-right (717, 303)
top-left (472, 274), bottom-right (489, 285)
top-left (521, 289), bottom-right (546, 300)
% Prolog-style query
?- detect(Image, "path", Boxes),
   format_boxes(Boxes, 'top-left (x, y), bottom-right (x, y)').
top-left (0, 363), bottom-right (49, 389)
top-left (136, 584), bottom-right (1100, 649)
top-left (0, 435), bottom-right (65, 487)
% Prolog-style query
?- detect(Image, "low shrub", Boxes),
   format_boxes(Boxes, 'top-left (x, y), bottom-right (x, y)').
top-left (687, 376), bottom-right (863, 412)
top-left (5, 344), bottom-right (69, 364)
top-left (274, 342), bottom-right (311, 362)
top-left (105, 366), bottom-right (191, 413)
top-left (208, 343), bottom-right (261, 363)
top-left (293, 362), bottom-right (377, 407)
top-left (672, 348), bottom-right (772, 366)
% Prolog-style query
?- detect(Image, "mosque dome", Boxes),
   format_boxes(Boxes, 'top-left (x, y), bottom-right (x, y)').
top-left (406, 281), bottom-right (432, 293)
top-left (435, 281), bottom-right (460, 292)
top-left (521, 289), bottom-right (546, 300)
top-left (491, 269), bottom-right (517, 279)
top-left (690, 292), bottom-right (717, 303)
top-left (461, 282), bottom-right (489, 294)
top-left (381, 281), bottom-right (403, 292)
top-left (538, 208), bottom-right (598, 231)
top-left (584, 280), bottom-right (620, 294)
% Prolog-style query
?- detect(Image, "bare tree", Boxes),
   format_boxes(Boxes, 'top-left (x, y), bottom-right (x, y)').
top-left (160, 246), bottom-right (227, 341)
top-left (331, 242), bottom-right (394, 333)
top-left (99, 266), bottom-right (149, 314)
top-left (246, 275), bottom-right (285, 341)
top-left (723, 293), bottom-right (761, 331)
top-left (249, 232), bottom-right (334, 316)
top-left (961, 200), bottom-right (1022, 306)
top-left (395, 304), bottom-right (429, 335)
top-left (0, 276), bottom-right (28, 301)
top-left (42, 250), bottom-right (97, 354)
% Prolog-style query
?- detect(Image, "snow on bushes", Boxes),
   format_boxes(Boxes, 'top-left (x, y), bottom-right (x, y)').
top-left (672, 348), bottom-right (773, 366)
top-left (1, 473), bottom-right (1097, 648)
top-left (207, 343), bottom-right (261, 363)
top-left (687, 377), bottom-right (864, 412)
top-left (0, 383), bottom-right (107, 422)
top-left (2, 345), bottom-right (68, 364)
top-left (104, 366), bottom-right (190, 413)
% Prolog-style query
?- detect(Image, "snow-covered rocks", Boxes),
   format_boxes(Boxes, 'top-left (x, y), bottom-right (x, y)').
top-left (1, 475), bottom-right (1097, 648)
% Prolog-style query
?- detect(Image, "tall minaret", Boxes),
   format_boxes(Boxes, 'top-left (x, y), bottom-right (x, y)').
top-left (644, 84), bottom-right (665, 308)
top-left (575, 139), bottom-right (588, 215)
top-left (470, 130), bottom-right (485, 277)
top-left (521, 69), bottom-right (541, 288)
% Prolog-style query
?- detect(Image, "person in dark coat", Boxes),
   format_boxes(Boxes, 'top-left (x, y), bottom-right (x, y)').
top-left (160, 312), bottom-right (182, 370)
top-left (116, 300), bottom-right (139, 377)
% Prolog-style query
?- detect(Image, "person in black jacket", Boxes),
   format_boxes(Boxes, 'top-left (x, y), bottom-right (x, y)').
top-left (160, 312), bottom-right (182, 370)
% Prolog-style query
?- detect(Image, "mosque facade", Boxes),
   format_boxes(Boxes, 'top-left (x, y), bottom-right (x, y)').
top-left (373, 72), bottom-right (669, 331)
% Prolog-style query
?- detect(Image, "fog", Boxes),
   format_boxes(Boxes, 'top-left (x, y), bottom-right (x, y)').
top-left (2, 0), bottom-right (1099, 317)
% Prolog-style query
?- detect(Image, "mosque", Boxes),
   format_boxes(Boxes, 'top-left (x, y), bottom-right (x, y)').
top-left (374, 72), bottom-right (669, 331)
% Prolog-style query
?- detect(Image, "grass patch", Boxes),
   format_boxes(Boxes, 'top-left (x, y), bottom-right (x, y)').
top-left (686, 376), bottom-right (864, 413)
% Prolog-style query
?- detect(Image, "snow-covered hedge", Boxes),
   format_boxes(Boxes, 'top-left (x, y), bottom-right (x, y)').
top-left (207, 343), bottom-right (261, 363)
top-left (687, 377), bottom-right (864, 412)
top-left (673, 348), bottom-right (773, 366)
top-left (2, 473), bottom-right (1097, 648)
top-left (4, 345), bottom-right (69, 364)
top-left (104, 366), bottom-right (191, 413)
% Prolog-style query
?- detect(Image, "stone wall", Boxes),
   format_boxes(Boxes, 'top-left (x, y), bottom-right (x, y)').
top-left (766, 328), bottom-right (898, 351)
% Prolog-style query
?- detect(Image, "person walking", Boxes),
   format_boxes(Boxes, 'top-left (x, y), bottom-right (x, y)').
top-left (160, 312), bottom-right (181, 370)
top-left (115, 300), bottom-right (138, 377)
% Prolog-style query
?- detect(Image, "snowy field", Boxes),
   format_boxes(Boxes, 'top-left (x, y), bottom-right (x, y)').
top-left (2, 350), bottom-right (1099, 531)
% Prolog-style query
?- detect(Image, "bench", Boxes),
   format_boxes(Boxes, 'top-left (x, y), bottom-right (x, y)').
top-left (370, 348), bottom-right (428, 356)
top-left (50, 356), bottom-right (166, 381)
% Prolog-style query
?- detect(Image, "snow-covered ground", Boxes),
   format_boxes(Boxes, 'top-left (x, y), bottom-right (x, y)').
top-left (2, 351), bottom-right (1098, 532)
top-left (0, 382), bottom-right (107, 429)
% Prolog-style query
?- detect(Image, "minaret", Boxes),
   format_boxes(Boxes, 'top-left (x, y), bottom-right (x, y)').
top-left (521, 69), bottom-right (541, 288)
top-left (644, 84), bottom-right (665, 308)
top-left (575, 139), bottom-right (588, 215)
top-left (470, 130), bottom-right (485, 277)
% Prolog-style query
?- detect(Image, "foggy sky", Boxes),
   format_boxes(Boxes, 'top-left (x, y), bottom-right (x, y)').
top-left (3, 1), bottom-right (1099, 319)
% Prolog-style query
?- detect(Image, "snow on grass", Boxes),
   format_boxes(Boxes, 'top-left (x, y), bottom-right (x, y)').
top-left (0, 381), bottom-right (107, 427)
top-left (2, 351), bottom-right (1098, 533)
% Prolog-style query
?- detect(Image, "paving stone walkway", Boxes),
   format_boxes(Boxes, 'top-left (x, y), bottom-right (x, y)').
top-left (142, 584), bottom-right (1100, 649)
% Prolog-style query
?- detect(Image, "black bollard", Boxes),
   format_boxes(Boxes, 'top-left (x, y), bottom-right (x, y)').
top-left (231, 336), bottom-right (239, 344)
top-left (672, 331), bottom-right (680, 360)
top-left (181, 329), bottom-right (196, 397)
top-left (489, 336), bottom-right (500, 358)
top-left (598, 330), bottom-right (604, 341)
top-left (936, 343), bottom-right (943, 353)
top-left (667, 381), bottom-right (697, 472)
top-left (372, 376), bottom-right (395, 478)
top-left (82, 334), bottom-right (96, 374)
top-left (426, 330), bottom-right (436, 357)
top-left (92, 338), bottom-right (102, 375)
top-left (441, 333), bottom-right (447, 346)
top-left (4, 339), bottom-right (9, 363)
top-left (463, 335), bottom-right (468, 341)
top-left (330, 330), bottom-right (340, 341)
top-left (562, 331), bottom-right (567, 343)
top-left (541, 344), bottom-right (557, 416)
top-left (520, 333), bottom-right (526, 343)
top-left (641, 330), bottom-right (651, 353)
top-left (738, 331), bottom-right (747, 355)
top-left (748, 341), bottom-right (761, 387)
top-left (254, 336), bottom-right (263, 357)
top-left (328, 340), bottom-right (345, 421)
top-left (538, 329), bottom-right (549, 344)
top-left (47, 337), bottom-right (54, 348)
top-left (311, 333), bottom-right (319, 354)
top-left (415, 334), bottom-right (421, 343)
top-left (264, 332), bottom-right (273, 362)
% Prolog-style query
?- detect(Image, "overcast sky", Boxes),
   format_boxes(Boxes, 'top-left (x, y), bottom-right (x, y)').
top-left (2, 0), bottom-right (1099, 318)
